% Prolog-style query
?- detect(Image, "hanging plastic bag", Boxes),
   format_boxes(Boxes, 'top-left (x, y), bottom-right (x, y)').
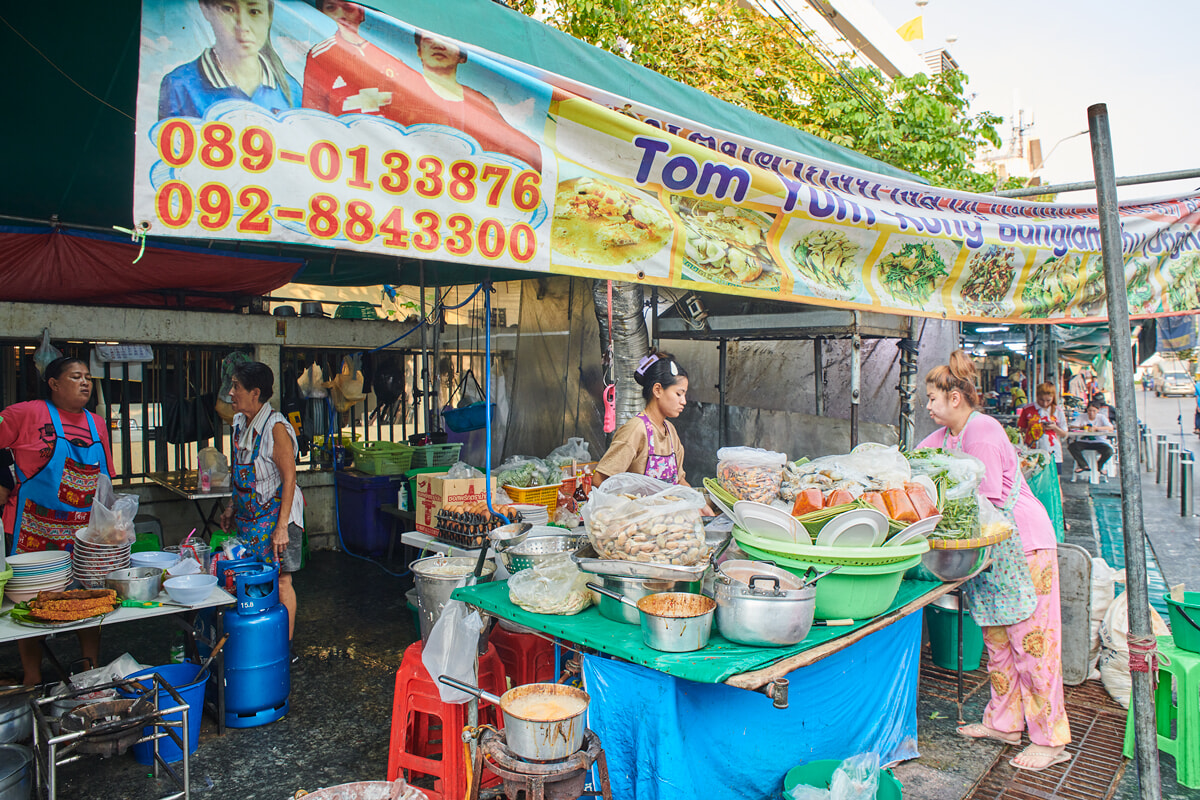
top-left (421, 599), bottom-right (485, 704)
top-left (829, 752), bottom-right (880, 800)
top-left (329, 354), bottom-right (366, 412)
top-left (545, 438), bottom-right (593, 472)
top-left (716, 446), bottom-right (787, 504)
top-left (297, 362), bottom-right (327, 399)
top-left (33, 328), bottom-right (63, 377)
top-left (508, 554), bottom-right (594, 615)
top-left (80, 474), bottom-right (138, 546)
top-left (198, 447), bottom-right (230, 489)
top-left (582, 473), bottom-right (707, 565)
top-left (216, 351), bottom-right (253, 403)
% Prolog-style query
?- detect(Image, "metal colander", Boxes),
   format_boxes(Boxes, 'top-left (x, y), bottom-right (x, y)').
top-left (498, 535), bottom-right (586, 573)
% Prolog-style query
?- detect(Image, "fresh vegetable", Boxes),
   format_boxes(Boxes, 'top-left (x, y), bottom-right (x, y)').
top-left (791, 488), bottom-right (824, 517)
top-left (882, 489), bottom-right (918, 523)
top-left (860, 491), bottom-right (888, 514)
top-left (876, 242), bottom-right (951, 306)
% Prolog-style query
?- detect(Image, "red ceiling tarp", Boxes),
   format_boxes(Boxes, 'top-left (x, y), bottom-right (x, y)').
top-left (0, 227), bottom-right (303, 307)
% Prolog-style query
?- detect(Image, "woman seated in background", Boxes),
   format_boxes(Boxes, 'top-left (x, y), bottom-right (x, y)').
top-left (1067, 401), bottom-right (1115, 474)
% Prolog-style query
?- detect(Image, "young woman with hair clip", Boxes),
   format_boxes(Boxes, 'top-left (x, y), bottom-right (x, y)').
top-left (920, 350), bottom-right (1071, 773)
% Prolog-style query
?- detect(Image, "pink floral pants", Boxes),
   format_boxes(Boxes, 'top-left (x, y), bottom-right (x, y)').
top-left (981, 549), bottom-right (1072, 747)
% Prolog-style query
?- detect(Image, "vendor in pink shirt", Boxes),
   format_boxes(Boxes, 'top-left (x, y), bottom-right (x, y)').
top-left (0, 356), bottom-right (115, 684)
top-left (919, 350), bottom-right (1071, 773)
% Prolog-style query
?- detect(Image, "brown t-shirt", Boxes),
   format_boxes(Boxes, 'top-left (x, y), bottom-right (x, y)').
top-left (595, 414), bottom-right (686, 483)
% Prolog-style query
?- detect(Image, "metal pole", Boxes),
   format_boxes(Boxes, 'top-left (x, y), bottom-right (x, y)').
top-left (1090, 102), bottom-right (1162, 800)
top-left (813, 338), bottom-right (825, 418)
top-left (717, 339), bottom-right (728, 450)
top-left (419, 265), bottom-right (430, 435)
top-left (1156, 435), bottom-right (1168, 483)
top-left (849, 332), bottom-right (861, 449)
top-left (1167, 443), bottom-right (1181, 498)
top-left (898, 321), bottom-right (919, 451)
top-left (1145, 429), bottom-right (1156, 472)
top-left (1181, 452), bottom-right (1194, 517)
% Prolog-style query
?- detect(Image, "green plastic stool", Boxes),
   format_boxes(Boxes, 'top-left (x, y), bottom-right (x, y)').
top-left (1122, 635), bottom-right (1200, 789)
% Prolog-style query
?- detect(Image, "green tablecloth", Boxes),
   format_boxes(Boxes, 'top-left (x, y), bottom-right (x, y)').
top-left (1027, 462), bottom-right (1065, 543)
top-left (451, 578), bottom-right (941, 684)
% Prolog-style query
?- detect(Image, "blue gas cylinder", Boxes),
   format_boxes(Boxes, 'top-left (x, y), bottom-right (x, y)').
top-left (222, 601), bottom-right (290, 728)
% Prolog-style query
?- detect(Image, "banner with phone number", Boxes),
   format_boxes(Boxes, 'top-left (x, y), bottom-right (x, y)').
top-left (135, 0), bottom-right (1200, 322)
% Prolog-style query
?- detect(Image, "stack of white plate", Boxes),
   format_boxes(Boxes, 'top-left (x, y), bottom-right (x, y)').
top-left (510, 504), bottom-right (549, 525)
top-left (72, 533), bottom-right (132, 589)
top-left (6, 551), bottom-right (73, 603)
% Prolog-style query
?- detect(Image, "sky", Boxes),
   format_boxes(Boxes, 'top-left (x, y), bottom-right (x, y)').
top-left (870, 0), bottom-right (1200, 202)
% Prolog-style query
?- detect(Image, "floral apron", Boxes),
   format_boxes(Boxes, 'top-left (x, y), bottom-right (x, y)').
top-left (232, 423), bottom-right (281, 564)
top-left (945, 412), bottom-right (1038, 627)
top-left (638, 414), bottom-right (679, 484)
top-left (11, 402), bottom-right (108, 554)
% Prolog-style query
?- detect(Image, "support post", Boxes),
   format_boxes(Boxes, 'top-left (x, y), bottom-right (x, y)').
top-left (849, 332), bottom-right (861, 449)
top-left (419, 265), bottom-right (430, 435)
top-left (1156, 435), bottom-right (1168, 483)
top-left (898, 320), bottom-right (919, 451)
top-left (1167, 443), bottom-right (1181, 498)
top-left (1181, 451), bottom-right (1194, 517)
top-left (813, 338), bottom-right (824, 418)
top-left (1090, 102), bottom-right (1162, 800)
top-left (717, 339), bottom-right (728, 450)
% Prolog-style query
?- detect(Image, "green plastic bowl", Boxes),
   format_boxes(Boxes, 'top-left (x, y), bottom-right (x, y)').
top-left (1165, 591), bottom-right (1200, 653)
top-left (739, 543), bottom-right (921, 620)
top-left (783, 760), bottom-right (903, 799)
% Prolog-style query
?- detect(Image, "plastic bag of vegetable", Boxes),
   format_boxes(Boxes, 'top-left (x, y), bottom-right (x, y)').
top-left (905, 448), bottom-right (987, 539)
top-left (544, 437), bottom-right (592, 472)
top-left (495, 455), bottom-right (553, 488)
top-left (508, 553), bottom-right (594, 615)
top-left (716, 446), bottom-right (787, 504)
top-left (582, 473), bottom-right (707, 565)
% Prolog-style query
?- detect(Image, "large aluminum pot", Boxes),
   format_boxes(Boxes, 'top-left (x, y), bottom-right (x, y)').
top-left (588, 584), bottom-right (715, 652)
top-left (713, 574), bottom-right (816, 647)
top-left (106, 567), bottom-right (164, 602)
top-left (411, 556), bottom-right (495, 642)
top-left (0, 744), bottom-right (31, 800)
top-left (594, 575), bottom-right (701, 625)
top-left (438, 677), bottom-right (589, 762)
top-left (0, 696), bottom-right (30, 745)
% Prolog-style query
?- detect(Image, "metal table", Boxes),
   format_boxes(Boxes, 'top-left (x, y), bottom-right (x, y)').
top-left (145, 472), bottom-right (232, 534)
top-left (0, 587), bottom-right (236, 735)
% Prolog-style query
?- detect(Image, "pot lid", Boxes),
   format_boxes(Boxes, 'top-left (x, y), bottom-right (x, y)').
top-left (717, 559), bottom-right (802, 591)
top-left (0, 744), bottom-right (31, 783)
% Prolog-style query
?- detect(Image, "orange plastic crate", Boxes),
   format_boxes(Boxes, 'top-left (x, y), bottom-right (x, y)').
top-left (503, 483), bottom-right (562, 514)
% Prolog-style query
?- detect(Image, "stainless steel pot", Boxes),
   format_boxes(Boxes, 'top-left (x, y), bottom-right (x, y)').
top-left (713, 574), bottom-right (816, 647)
top-left (106, 567), bottom-right (164, 602)
top-left (411, 556), bottom-right (496, 642)
top-left (921, 546), bottom-right (988, 581)
top-left (0, 744), bottom-right (31, 800)
top-left (0, 696), bottom-right (30, 745)
top-left (587, 584), bottom-right (715, 652)
top-left (594, 575), bottom-right (701, 625)
top-left (438, 677), bottom-right (589, 762)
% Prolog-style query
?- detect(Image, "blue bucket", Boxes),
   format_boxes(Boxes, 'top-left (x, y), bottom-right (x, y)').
top-left (118, 663), bottom-right (207, 764)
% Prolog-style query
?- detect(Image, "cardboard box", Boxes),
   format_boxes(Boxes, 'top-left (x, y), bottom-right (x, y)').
top-left (413, 472), bottom-right (498, 536)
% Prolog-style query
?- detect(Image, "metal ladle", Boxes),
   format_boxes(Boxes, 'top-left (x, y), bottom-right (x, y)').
top-left (471, 522), bottom-right (532, 581)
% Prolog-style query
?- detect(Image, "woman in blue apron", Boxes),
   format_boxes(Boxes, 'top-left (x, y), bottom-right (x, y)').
top-left (595, 353), bottom-right (708, 506)
top-left (219, 362), bottom-right (304, 644)
top-left (0, 357), bottom-right (114, 684)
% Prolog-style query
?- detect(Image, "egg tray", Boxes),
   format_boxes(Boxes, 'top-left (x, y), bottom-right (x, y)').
top-left (434, 509), bottom-right (508, 549)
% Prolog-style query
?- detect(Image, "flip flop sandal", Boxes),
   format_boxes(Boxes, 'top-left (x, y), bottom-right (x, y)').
top-left (957, 724), bottom-right (1020, 746)
top-left (1009, 748), bottom-right (1072, 772)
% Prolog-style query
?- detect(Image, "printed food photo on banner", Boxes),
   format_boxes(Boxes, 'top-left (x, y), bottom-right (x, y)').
top-left (953, 244), bottom-right (1025, 318)
top-left (550, 168), bottom-right (676, 272)
top-left (1020, 252), bottom-right (1089, 318)
top-left (1161, 251), bottom-right (1200, 312)
top-left (1122, 257), bottom-right (1159, 315)
top-left (777, 219), bottom-right (879, 303)
top-left (671, 196), bottom-right (780, 292)
top-left (871, 234), bottom-right (961, 311)
top-left (1068, 255), bottom-right (1108, 318)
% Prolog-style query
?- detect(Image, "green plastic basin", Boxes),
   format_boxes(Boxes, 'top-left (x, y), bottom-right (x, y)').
top-left (1165, 591), bottom-right (1200, 653)
top-left (782, 759), bottom-right (903, 799)
top-left (739, 543), bottom-right (921, 620)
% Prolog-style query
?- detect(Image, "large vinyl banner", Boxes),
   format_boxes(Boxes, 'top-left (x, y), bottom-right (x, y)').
top-left (134, 0), bottom-right (1200, 322)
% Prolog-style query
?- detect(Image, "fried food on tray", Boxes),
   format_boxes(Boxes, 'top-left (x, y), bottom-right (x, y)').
top-left (551, 177), bottom-right (673, 266)
top-left (28, 589), bottom-right (118, 621)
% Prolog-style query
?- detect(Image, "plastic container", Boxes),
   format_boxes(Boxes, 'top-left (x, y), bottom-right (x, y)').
top-left (738, 542), bottom-right (920, 620)
top-left (164, 574), bottom-right (218, 605)
top-left (118, 663), bottom-right (207, 764)
top-left (782, 759), bottom-right (903, 800)
top-left (347, 441), bottom-right (413, 475)
top-left (1165, 591), bottom-right (1200, 653)
top-left (926, 597), bottom-right (984, 671)
top-left (503, 483), bottom-right (562, 514)
top-left (335, 470), bottom-right (407, 557)
top-left (410, 443), bottom-right (463, 468)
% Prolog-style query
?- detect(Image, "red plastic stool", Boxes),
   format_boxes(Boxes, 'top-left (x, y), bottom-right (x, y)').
top-left (386, 640), bottom-right (508, 800)
top-left (489, 625), bottom-right (557, 687)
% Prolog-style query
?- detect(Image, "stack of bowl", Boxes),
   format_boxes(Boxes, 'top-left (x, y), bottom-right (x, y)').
top-left (72, 532), bottom-right (132, 589)
top-left (6, 552), bottom-right (72, 602)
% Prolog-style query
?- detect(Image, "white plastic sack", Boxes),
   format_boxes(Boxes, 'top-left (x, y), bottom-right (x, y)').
top-left (1088, 558), bottom-right (1125, 675)
top-left (582, 473), bottom-right (706, 565)
top-left (1097, 589), bottom-right (1170, 708)
top-left (716, 446), bottom-right (787, 503)
top-left (508, 554), bottom-right (593, 615)
top-left (545, 437), bottom-right (592, 472)
top-left (297, 362), bottom-right (327, 399)
top-left (33, 328), bottom-right (63, 377)
top-left (198, 447), bottom-right (230, 488)
top-left (422, 599), bottom-right (485, 704)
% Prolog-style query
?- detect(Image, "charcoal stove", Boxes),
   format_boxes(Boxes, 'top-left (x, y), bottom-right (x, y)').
top-left (31, 674), bottom-right (192, 800)
top-left (470, 727), bottom-right (612, 800)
